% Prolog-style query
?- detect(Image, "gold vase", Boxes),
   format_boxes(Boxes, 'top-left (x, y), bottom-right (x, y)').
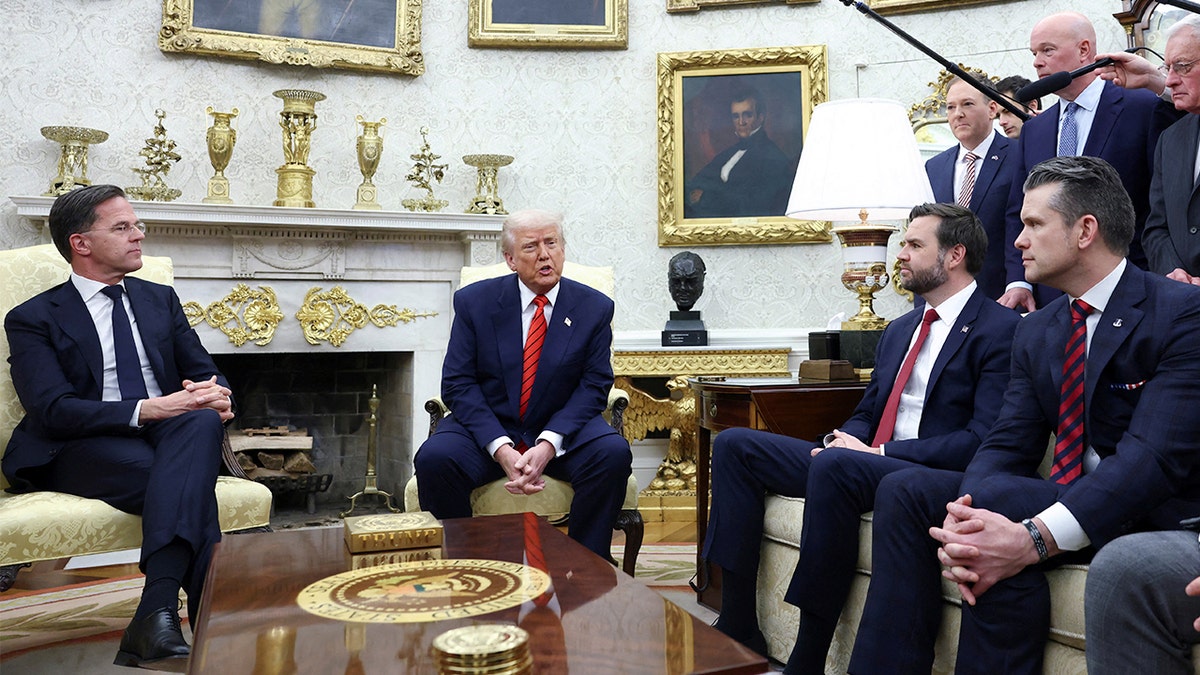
top-left (463, 154), bottom-right (513, 215)
top-left (41, 126), bottom-right (108, 196)
top-left (272, 89), bottom-right (325, 208)
top-left (353, 116), bottom-right (386, 210)
top-left (204, 107), bottom-right (239, 204)
top-left (832, 220), bottom-right (897, 331)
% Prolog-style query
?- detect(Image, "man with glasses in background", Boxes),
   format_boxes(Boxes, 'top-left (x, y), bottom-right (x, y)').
top-left (1, 185), bottom-right (233, 668)
top-left (1100, 15), bottom-right (1200, 285)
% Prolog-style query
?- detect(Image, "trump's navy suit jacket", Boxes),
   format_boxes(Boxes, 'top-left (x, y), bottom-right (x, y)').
top-left (1143, 113), bottom-right (1200, 276)
top-left (837, 287), bottom-right (1019, 471)
top-left (1003, 82), bottom-right (1177, 301)
top-left (436, 274), bottom-right (619, 452)
top-left (960, 264), bottom-right (1200, 547)
top-left (926, 131), bottom-right (1014, 300)
top-left (2, 277), bottom-right (225, 492)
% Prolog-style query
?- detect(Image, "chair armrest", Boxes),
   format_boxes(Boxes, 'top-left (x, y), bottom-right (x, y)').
top-left (608, 387), bottom-right (629, 435)
top-left (425, 397), bottom-right (450, 438)
top-left (220, 431), bottom-right (249, 479)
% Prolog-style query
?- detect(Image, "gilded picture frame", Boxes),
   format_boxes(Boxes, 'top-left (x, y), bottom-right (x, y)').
top-left (658, 45), bottom-right (829, 247)
top-left (666, 0), bottom-right (817, 13)
top-left (468, 0), bottom-right (628, 49)
top-left (866, 0), bottom-right (1010, 16)
top-left (159, 0), bottom-right (424, 76)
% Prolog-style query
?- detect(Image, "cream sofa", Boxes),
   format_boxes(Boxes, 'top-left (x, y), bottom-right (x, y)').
top-left (0, 244), bottom-right (272, 591)
top-left (757, 490), bottom-right (1200, 674)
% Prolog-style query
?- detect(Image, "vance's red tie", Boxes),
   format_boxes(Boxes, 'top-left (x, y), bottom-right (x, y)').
top-left (1051, 299), bottom-right (1092, 484)
top-left (871, 308), bottom-right (939, 447)
top-left (516, 295), bottom-right (549, 453)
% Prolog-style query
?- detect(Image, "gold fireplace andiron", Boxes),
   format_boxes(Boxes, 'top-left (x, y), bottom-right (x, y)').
top-left (341, 384), bottom-right (401, 517)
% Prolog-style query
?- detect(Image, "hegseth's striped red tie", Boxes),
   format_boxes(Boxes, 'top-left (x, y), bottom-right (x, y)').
top-left (1051, 299), bottom-right (1092, 484)
top-left (519, 295), bottom-right (549, 423)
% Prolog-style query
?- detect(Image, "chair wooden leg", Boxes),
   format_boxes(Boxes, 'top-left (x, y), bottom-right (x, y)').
top-left (614, 508), bottom-right (644, 577)
top-left (0, 563), bottom-right (30, 592)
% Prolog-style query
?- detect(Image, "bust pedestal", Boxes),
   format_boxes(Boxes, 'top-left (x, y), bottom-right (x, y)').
top-left (661, 310), bottom-right (708, 346)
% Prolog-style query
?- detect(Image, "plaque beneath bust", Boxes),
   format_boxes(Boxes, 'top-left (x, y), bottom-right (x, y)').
top-left (662, 251), bottom-right (708, 346)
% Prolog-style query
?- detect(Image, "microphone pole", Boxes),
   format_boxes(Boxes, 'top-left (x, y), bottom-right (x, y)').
top-left (839, 0), bottom-right (1031, 121)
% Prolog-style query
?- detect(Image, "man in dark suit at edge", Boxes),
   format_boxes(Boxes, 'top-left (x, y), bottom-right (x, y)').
top-left (998, 12), bottom-right (1179, 312)
top-left (2, 185), bottom-right (235, 667)
top-left (414, 209), bottom-right (632, 561)
top-left (849, 156), bottom-right (1200, 674)
top-left (702, 203), bottom-right (1019, 672)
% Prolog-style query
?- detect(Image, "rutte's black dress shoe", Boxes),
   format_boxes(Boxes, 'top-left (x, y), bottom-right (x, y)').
top-left (113, 607), bottom-right (190, 668)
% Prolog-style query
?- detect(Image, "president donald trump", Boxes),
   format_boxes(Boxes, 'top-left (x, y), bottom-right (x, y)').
top-left (414, 209), bottom-right (632, 560)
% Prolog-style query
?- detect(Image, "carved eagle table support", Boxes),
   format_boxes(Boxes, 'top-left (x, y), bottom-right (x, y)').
top-left (619, 375), bottom-right (698, 494)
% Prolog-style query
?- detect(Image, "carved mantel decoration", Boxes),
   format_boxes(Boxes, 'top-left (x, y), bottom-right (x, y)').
top-left (296, 286), bottom-right (437, 347)
top-left (183, 284), bottom-right (284, 347)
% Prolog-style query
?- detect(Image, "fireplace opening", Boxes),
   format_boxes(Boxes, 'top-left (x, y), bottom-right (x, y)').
top-left (212, 351), bottom-right (413, 517)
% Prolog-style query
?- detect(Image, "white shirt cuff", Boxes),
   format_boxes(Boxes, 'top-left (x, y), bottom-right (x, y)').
top-left (487, 436), bottom-right (513, 458)
top-left (130, 400), bottom-right (144, 428)
top-left (1005, 281), bottom-right (1033, 293)
top-left (540, 430), bottom-right (565, 458)
top-left (1036, 502), bottom-right (1091, 552)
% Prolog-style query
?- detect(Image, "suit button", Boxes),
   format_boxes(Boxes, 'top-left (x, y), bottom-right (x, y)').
top-left (1192, 227), bottom-right (1198, 234)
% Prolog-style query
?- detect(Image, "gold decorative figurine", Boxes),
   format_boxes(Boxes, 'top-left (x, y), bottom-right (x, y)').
top-left (204, 106), bottom-right (239, 204)
top-left (126, 109), bottom-right (182, 202)
top-left (272, 89), bottom-right (326, 208)
top-left (462, 154), bottom-right (513, 215)
top-left (401, 127), bottom-right (448, 212)
top-left (41, 125), bottom-right (108, 196)
top-left (353, 116), bottom-right (386, 210)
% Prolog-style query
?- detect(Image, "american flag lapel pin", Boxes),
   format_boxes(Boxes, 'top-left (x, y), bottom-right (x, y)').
top-left (991, 155), bottom-right (999, 161)
top-left (564, 317), bottom-right (572, 327)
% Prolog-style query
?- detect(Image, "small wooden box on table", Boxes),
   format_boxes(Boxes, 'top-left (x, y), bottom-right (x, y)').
top-left (689, 377), bottom-right (867, 611)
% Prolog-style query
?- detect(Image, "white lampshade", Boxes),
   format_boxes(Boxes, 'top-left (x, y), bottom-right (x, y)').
top-left (786, 98), bottom-right (934, 222)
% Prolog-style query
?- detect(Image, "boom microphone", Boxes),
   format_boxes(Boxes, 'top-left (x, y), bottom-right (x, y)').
top-left (1015, 50), bottom-right (1140, 102)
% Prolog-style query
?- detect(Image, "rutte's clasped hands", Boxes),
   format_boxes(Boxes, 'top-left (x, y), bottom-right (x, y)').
top-left (137, 375), bottom-right (234, 425)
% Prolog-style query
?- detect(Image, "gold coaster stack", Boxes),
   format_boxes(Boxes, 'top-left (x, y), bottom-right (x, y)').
top-left (432, 624), bottom-right (533, 675)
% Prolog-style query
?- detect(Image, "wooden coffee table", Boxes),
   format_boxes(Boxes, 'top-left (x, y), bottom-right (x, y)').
top-left (188, 513), bottom-right (767, 674)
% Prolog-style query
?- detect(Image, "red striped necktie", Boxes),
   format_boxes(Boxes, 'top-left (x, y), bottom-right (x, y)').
top-left (1051, 299), bottom-right (1092, 484)
top-left (516, 295), bottom-right (549, 453)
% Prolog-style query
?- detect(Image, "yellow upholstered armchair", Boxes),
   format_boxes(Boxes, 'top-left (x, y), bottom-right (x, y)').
top-left (403, 262), bottom-right (644, 576)
top-left (0, 244), bottom-right (273, 591)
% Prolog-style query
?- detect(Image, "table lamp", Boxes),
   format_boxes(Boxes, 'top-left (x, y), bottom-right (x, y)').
top-left (786, 98), bottom-right (934, 331)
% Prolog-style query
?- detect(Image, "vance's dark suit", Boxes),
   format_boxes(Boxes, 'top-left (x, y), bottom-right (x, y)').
top-left (415, 275), bottom-right (631, 558)
top-left (1144, 113), bottom-right (1200, 277)
top-left (2, 276), bottom-right (227, 584)
top-left (851, 264), bottom-right (1200, 675)
top-left (1003, 82), bottom-right (1178, 305)
top-left (684, 129), bottom-right (795, 219)
top-left (703, 285), bottom-right (1020, 630)
top-left (926, 131), bottom-right (1014, 299)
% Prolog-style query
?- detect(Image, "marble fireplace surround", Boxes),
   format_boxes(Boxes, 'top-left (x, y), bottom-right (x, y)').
top-left (10, 196), bottom-right (506, 474)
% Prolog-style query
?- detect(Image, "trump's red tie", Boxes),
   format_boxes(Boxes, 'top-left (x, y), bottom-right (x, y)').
top-left (519, 295), bottom-right (549, 424)
top-left (871, 309), bottom-right (938, 447)
top-left (1051, 299), bottom-right (1092, 484)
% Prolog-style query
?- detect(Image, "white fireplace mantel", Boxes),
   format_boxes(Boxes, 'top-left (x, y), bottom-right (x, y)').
top-left (11, 195), bottom-right (507, 458)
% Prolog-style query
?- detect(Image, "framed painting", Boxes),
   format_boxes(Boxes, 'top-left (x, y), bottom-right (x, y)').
top-left (468, 0), bottom-right (628, 49)
top-left (657, 45), bottom-right (829, 246)
top-left (160, 0), bottom-right (424, 76)
top-left (866, 0), bottom-right (1013, 16)
top-left (667, 0), bottom-right (816, 13)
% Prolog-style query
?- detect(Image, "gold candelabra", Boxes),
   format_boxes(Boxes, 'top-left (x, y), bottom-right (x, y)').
top-left (401, 126), bottom-right (448, 212)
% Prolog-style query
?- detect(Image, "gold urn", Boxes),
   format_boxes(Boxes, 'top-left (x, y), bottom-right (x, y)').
top-left (204, 107), bottom-right (239, 204)
top-left (353, 116), bottom-right (386, 210)
top-left (273, 89), bottom-right (325, 208)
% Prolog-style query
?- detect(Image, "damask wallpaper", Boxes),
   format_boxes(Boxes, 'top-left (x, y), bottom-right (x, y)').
top-left (0, 0), bottom-right (1126, 333)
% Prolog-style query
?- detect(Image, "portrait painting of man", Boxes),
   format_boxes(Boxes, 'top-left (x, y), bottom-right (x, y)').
top-left (682, 72), bottom-right (804, 220)
top-left (191, 0), bottom-right (399, 50)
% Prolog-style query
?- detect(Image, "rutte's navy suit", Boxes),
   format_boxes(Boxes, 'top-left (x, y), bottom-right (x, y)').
top-left (703, 287), bottom-right (1019, 634)
top-left (1003, 82), bottom-right (1178, 305)
top-left (1144, 113), bottom-right (1200, 277)
top-left (2, 276), bottom-right (227, 595)
top-left (926, 131), bottom-right (1014, 299)
top-left (851, 264), bottom-right (1200, 675)
top-left (415, 275), bottom-right (631, 559)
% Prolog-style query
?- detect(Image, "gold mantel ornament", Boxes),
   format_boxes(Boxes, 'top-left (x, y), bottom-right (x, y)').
top-left (41, 126), bottom-right (108, 196)
top-left (203, 107), bottom-right (239, 204)
top-left (183, 285), bottom-right (284, 347)
top-left (296, 286), bottom-right (438, 347)
top-left (126, 109), bottom-right (182, 202)
top-left (401, 127), bottom-right (448, 212)
top-left (353, 116), bottom-right (386, 210)
top-left (462, 154), bottom-right (513, 215)
top-left (273, 89), bottom-right (325, 208)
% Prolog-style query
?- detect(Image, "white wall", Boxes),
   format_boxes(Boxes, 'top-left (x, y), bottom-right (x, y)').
top-left (0, 0), bottom-right (1127, 333)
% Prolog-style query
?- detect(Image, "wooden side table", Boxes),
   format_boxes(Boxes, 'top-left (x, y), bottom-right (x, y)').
top-left (689, 377), bottom-right (867, 611)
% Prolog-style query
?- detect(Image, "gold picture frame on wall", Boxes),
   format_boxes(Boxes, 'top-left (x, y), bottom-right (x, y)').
top-left (658, 45), bottom-right (829, 246)
top-left (667, 0), bottom-right (816, 13)
top-left (866, 0), bottom-right (1010, 16)
top-left (159, 0), bottom-right (424, 76)
top-left (468, 0), bottom-right (628, 49)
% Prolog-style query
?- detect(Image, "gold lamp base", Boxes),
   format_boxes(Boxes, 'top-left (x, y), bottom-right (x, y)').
top-left (832, 211), bottom-right (897, 331)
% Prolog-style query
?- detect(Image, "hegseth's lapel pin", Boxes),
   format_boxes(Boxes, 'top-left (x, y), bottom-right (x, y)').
top-left (564, 317), bottom-right (572, 327)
